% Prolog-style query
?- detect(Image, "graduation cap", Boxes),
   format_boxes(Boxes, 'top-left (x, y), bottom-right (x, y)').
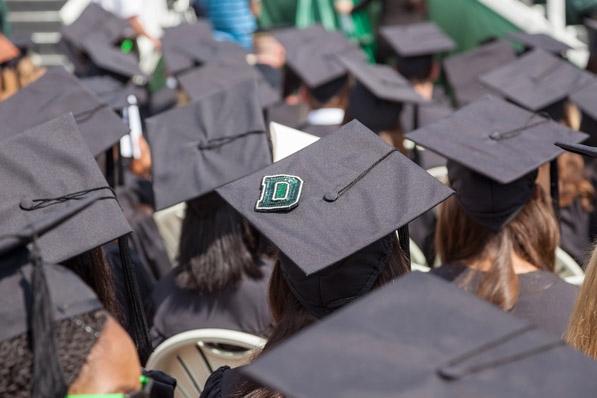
top-left (406, 95), bottom-right (588, 231)
top-left (177, 59), bottom-right (281, 109)
top-left (0, 193), bottom-right (105, 398)
top-left (161, 20), bottom-right (214, 74)
top-left (568, 78), bottom-right (597, 146)
top-left (0, 114), bottom-right (151, 361)
top-left (379, 22), bottom-right (455, 81)
top-left (146, 77), bottom-right (271, 211)
top-left (60, 2), bottom-right (132, 51)
top-left (555, 141), bottom-right (597, 158)
top-left (273, 25), bottom-right (366, 101)
top-left (479, 48), bottom-right (593, 115)
top-left (0, 67), bottom-right (129, 156)
top-left (216, 120), bottom-right (453, 318)
top-left (81, 75), bottom-right (148, 110)
top-left (270, 122), bottom-right (319, 162)
top-left (443, 39), bottom-right (517, 106)
top-left (81, 39), bottom-right (146, 82)
top-left (339, 57), bottom-right (427, 133)
top-left (506, 31), bottom-right (572, 55)
top-left (172, 38), bottom-right (249, 70)
top-left (242, 272), bottom-right (597, 398)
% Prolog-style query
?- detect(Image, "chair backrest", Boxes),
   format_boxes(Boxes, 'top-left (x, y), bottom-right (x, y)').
top-left (555, 247), bottom-right (585, 286)
top-left (146, 328), bottom-right (267, 398)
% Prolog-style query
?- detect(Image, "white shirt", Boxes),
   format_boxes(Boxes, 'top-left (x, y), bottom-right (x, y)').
top-left (92, 0), bottom-right (143, 19)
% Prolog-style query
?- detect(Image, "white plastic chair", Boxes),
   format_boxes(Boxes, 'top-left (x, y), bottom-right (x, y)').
top-left (555, 247), bottom-right (585, 285)
top-left (146, 329), bottom-right (267, 398)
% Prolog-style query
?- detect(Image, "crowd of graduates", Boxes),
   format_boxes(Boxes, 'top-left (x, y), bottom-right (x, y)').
top-left (6, 0), bottom-right (597, 397)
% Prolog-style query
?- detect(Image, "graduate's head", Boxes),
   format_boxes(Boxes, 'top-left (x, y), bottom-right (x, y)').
top-left (176, 192), bottom-right (266, 293)
top-left (301, 74), bottom-right (350, 110)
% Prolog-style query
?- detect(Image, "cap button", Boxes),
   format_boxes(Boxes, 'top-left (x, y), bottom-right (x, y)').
top-left (323, 192), bottom-right (338, 202)
top-left (19, 198), bottom-right (35, 210)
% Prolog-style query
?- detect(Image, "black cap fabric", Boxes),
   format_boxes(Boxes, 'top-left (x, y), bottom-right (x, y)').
top-left (379, 22), bottom-right (455, 57)
top-left (443, 40), bottom-right (517, 106)
top-left (172, 38), bottom-right (249, 70)
top-left (555, 141), bottom-right (597, 157)
top-left (0, 114), bottom-right (132, 263)
top-left (0, 67), bottom-right (129, 156)
top-left (82, 39), bottom-right (145, 81)
top-left (60, 2), bottom-right (132, 50)
top-left (161, 20), bottom-right (214, 74)
top-left (406, 95), bottom-right (587, 231)
top-left (178, 59), bottom-right (281, 109)
top-left (479, 48), bottom-right (593, 112)
top-left (569, 78), bottom-right (597, 122)
top-left (146, 78), bottom-right (271, 211)
top-left (274, 25), bottom-right (366, 90)
top-left (81, 75), bottom-right (148, 110)
top-left (339, 56), bottom-right (428, 104)
top-left (506, 31), bottom-right (572, 54)
top-left (216, 121), bottom-right (453, 316)
top-left (242, 272), bottom-right (597, 398)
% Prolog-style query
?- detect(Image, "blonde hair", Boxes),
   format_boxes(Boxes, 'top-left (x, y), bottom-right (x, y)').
top-left (436, 190), bottom-right (559, 310)
top-left (566, 243), bottom-right (597, 358)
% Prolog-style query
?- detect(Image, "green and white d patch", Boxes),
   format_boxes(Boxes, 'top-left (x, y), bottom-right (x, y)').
top-left (255, 174), bottom-right (303, 212)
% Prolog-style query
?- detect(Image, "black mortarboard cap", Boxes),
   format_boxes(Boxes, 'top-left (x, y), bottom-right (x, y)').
top-left (555, 141), bottom-right (597, 157)
top-left (406, 95), bottom-right (588, 231)
top-left (161, 20), bottom-right (214, 74)
top-left (0, 67), bottom-right (129, 156)
top-left (506, 31), bottom-right (572, 55)
top-left (340, 57), bottom-right (427, 133)
top-left (274, 25), bottom-right (367, 91)
top-left (216, 121), bottom-right (453, 317)
top-left (178, 59), bottom-right (281, 109)
top-left (568, 78), bottom-right (597, 145)
top-left (0, 114), bottom-right (132, 264)
top-left (0, 193), bottom-right (105, 398)
top-left (379, 22), bottom-right (456, 57)
top-left (443, 40), bottom-right (517, 106)
top-left (172, 38), bottom-right (249, 69)
top-left (60, 2), bottom-right (132, 50)
top-left (479, 48), bottom-right (593, 112)
top-left (82, 39), bottom-right (146, 81)
top-left (146, 77), bottom-right (271, 211)
top-left (243, 272), bottom-right (597, 398)
top-left (81, 75), bottom-right (148, 110)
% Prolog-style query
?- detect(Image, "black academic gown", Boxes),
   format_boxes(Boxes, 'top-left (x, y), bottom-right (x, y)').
top-left (431, 264), bottom-right (579, 338)
top-left (560, 199), bottom-right (592, 265)
top-left (146, 257), bottom-right (275, 348)
top-left (200, 366), bottom-right (251, 398)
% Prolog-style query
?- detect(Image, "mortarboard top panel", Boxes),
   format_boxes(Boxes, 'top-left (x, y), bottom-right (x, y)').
top-left (555, 141), bottom-right (597, 158)
top-left (161, 20), bottom-right (214, 74)
top-left (243, 272), bottom-right (597, 398)
top-left (146, 77), bottom-right (271, 211)
top-left (338, 56), bottom-right (428, 104)
top-left (506, 31), bottom-right (572, 54)
top-left (81, 75), bottom-right (148, 110)
top-left (216, 120), bottom-right (453, 276)
top-left (60, 2), bottom-right (132, 50)
top-left (379, 22), bottom-right (456, 58)
top-left (0, 67), bottom-right (129, 156)
top-left (443, 39), bottom-right (517, 106)
top-left (274, 26), bottom-right (367, 89)
top-left (173, 38), bottom-right (249, 67)
top-left (569, 78), bottom-right (597, 122)
top-left (0, 114), bottom-right (132, 264)
top-left (478, 48), bottom-right (593, 111)
top-left (405, 95), bottom-right (588, 185)
top-left (82, 39), bottom-right (145, 80)
top-left (177, 59), bottom-right (281, 109)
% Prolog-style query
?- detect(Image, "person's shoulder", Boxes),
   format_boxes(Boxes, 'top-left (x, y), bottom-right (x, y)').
top-left (520, 270), bottom-right (579, 296)
top-left (201, 366), bottom-right (248, 398)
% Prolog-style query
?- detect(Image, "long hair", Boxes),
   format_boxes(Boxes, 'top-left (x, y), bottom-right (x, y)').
top-left (435, 190), bottom-right (559, 311)
top-left (175, 194), bottom-right (265, 293)
top-left (62, 248), bottom-right (121, 321)
top-left (234, 238), bottom-right (409, 398)
top-left (566, 242), bottom-right (597, 358)
top-left (558, 152), bottom-right (595, 212)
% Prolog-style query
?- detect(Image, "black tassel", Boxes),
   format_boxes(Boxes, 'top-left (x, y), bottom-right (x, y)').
top-left (30, 239), bottom-right (67, 398)
top-left (397, 225), bottom-right (411, 271)
top-left (550, 159), bottom-right (560, 224)
top-left (118, 234), bottom-right (152, 364)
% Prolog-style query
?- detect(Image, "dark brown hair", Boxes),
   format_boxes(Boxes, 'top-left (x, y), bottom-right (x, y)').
top-left (558, 152), bottom-right (595, 212)
top-left (175, 195), bottom-right (265, 293)
top-left (435, 190), bottom-right (559, 311)
top-left (235, 238), bottom-right (409, 397)
top-left (62, 248), bottom-right (121, 321)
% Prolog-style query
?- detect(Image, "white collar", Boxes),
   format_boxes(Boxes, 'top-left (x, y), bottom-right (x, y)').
top-left (307, 108), bottom-right (345, 126)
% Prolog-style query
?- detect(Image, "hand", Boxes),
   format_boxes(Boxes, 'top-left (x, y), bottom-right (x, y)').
top-left (334, 0), bottom-right (353, 14)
